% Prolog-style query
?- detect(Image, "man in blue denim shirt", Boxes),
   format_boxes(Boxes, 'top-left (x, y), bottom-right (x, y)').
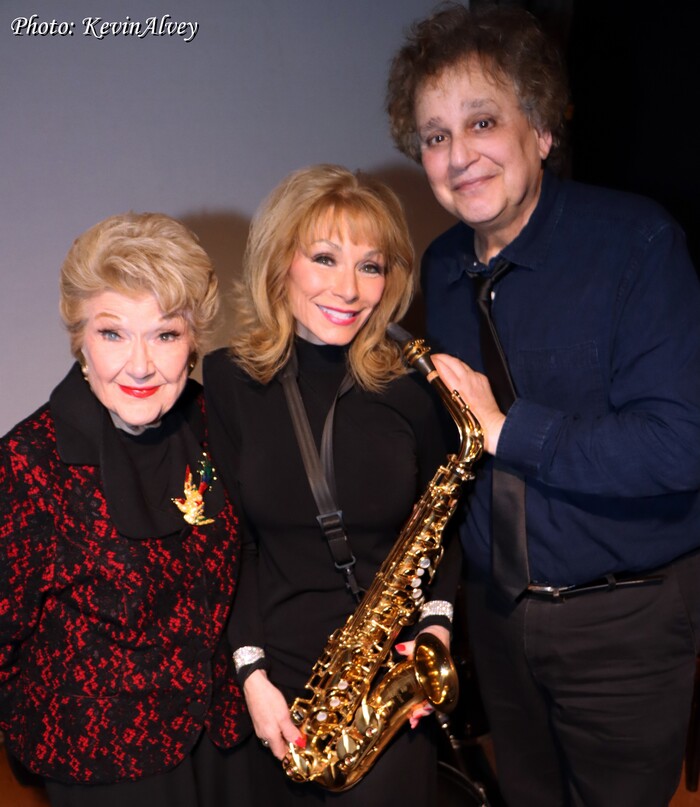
top-left (388, 5), bottom-right (700, 806)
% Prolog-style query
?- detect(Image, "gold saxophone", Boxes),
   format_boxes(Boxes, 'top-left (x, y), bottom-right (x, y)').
top-left (282, 325), bottom-right (483, 791)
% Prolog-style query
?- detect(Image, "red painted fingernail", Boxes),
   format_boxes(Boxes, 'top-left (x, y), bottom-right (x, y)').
top-left (295, 735), bottom-right (307, 748)
top-left (395, 643), bottom-right (406, 652)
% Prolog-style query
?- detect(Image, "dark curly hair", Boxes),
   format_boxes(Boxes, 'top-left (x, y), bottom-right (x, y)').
top-left (386, 3), bottom-right (569, 168)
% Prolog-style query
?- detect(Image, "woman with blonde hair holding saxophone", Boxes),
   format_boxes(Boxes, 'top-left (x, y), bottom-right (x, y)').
top-left (204, 164), bottom-right (460, 806)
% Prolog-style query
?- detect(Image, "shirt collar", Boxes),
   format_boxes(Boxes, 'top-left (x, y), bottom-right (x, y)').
top-left (501, 169), bottom-right (565, 269)
top-left (445, 222), bottom-right (477, 285)
top-left (446, 169), bottom-right (566, 283)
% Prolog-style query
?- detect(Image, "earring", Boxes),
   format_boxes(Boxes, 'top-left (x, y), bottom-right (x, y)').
top-left (77, 352), bottom-right (89, 380)
top-left (188, 354), bottom-right (198, 374)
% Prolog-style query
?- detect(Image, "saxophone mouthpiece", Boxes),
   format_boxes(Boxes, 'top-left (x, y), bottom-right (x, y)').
top-left (388, 323), bottom-right (437, 380)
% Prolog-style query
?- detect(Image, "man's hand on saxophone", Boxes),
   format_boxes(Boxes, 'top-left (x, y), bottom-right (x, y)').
top-left (394, 624), bottom-right (451, 729)
top-left (243, 670), bottom-right (306, 760)
top-left (432, 354), bottom-right (506, 456)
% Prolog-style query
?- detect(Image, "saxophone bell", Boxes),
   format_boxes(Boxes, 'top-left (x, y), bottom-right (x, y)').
top-left (413, 631), bottom-right (459, 712)
top-left (285, 633), bottom-right (459, 791)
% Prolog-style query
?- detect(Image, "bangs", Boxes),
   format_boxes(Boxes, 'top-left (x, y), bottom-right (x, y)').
top-left (95, 255), bottom-right (191, 320)
top-left (297, 201), bottom-right (389, 258)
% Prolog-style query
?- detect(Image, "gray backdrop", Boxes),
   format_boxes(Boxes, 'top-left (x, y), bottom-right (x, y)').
top-left (1, 0), bottom-right (455, 434)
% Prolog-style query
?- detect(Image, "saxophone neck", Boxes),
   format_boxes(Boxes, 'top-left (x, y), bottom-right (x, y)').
top-left (388, 326), bottom-right (484, 468)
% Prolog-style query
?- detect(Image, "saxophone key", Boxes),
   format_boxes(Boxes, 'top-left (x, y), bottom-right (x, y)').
top-left (336, 732), bottom-right (358, 760)
top-left (284, 746), bottom-right (312, 778)
top-left (354, 701), bottom-right (380, 737)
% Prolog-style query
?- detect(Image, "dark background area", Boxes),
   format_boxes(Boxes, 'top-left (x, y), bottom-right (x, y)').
top-left (568, 1), bottom-right (699, 267)
top-left (476, 0), bottom-right (699, 267)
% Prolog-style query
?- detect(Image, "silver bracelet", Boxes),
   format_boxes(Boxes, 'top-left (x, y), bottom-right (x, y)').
top-left (419, 600), bottom-right (453, 623)
top-left (232, 645), bottom-right (265, 674)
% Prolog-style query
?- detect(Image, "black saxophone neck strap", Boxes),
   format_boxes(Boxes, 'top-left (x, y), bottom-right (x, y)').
top-left (280, 353), bottom-right (362, 602)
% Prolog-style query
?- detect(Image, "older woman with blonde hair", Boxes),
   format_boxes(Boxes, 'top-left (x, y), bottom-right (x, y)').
top-left (204, 164), bottom-right (459, 806)
top-left (0, 212), bottom-right (248, 807)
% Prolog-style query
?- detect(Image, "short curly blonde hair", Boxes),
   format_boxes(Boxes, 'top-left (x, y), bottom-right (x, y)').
top-left (60, 212), bottom-right (219, 358)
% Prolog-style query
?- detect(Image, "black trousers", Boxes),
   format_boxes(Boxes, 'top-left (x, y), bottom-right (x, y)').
top-left (466, 551), bottom-right (700, 807)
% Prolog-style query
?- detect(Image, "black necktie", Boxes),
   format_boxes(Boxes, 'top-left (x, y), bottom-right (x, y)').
top-left (474, 259), bottom-right (530, 600)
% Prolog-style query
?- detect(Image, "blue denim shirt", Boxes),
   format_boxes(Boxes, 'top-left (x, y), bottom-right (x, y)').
top-left (422, 170), bottom-right (700, 585)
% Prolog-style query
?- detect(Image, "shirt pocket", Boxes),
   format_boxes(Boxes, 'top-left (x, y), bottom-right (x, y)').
top-left (513, 341), bottom-right (606, 413)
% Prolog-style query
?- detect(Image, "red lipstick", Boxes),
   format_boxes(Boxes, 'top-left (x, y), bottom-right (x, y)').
top-left (119, 385), bottom-right (159, 398)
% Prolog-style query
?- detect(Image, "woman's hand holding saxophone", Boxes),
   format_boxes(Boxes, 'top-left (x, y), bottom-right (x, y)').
top-left (243, 670), bottom-right (305, 760)
top-left (394, 624), bottom-right (451, 729)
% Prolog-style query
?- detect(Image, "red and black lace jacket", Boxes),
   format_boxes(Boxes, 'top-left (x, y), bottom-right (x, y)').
top-left (0, 365), bottom-right (249, 784)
